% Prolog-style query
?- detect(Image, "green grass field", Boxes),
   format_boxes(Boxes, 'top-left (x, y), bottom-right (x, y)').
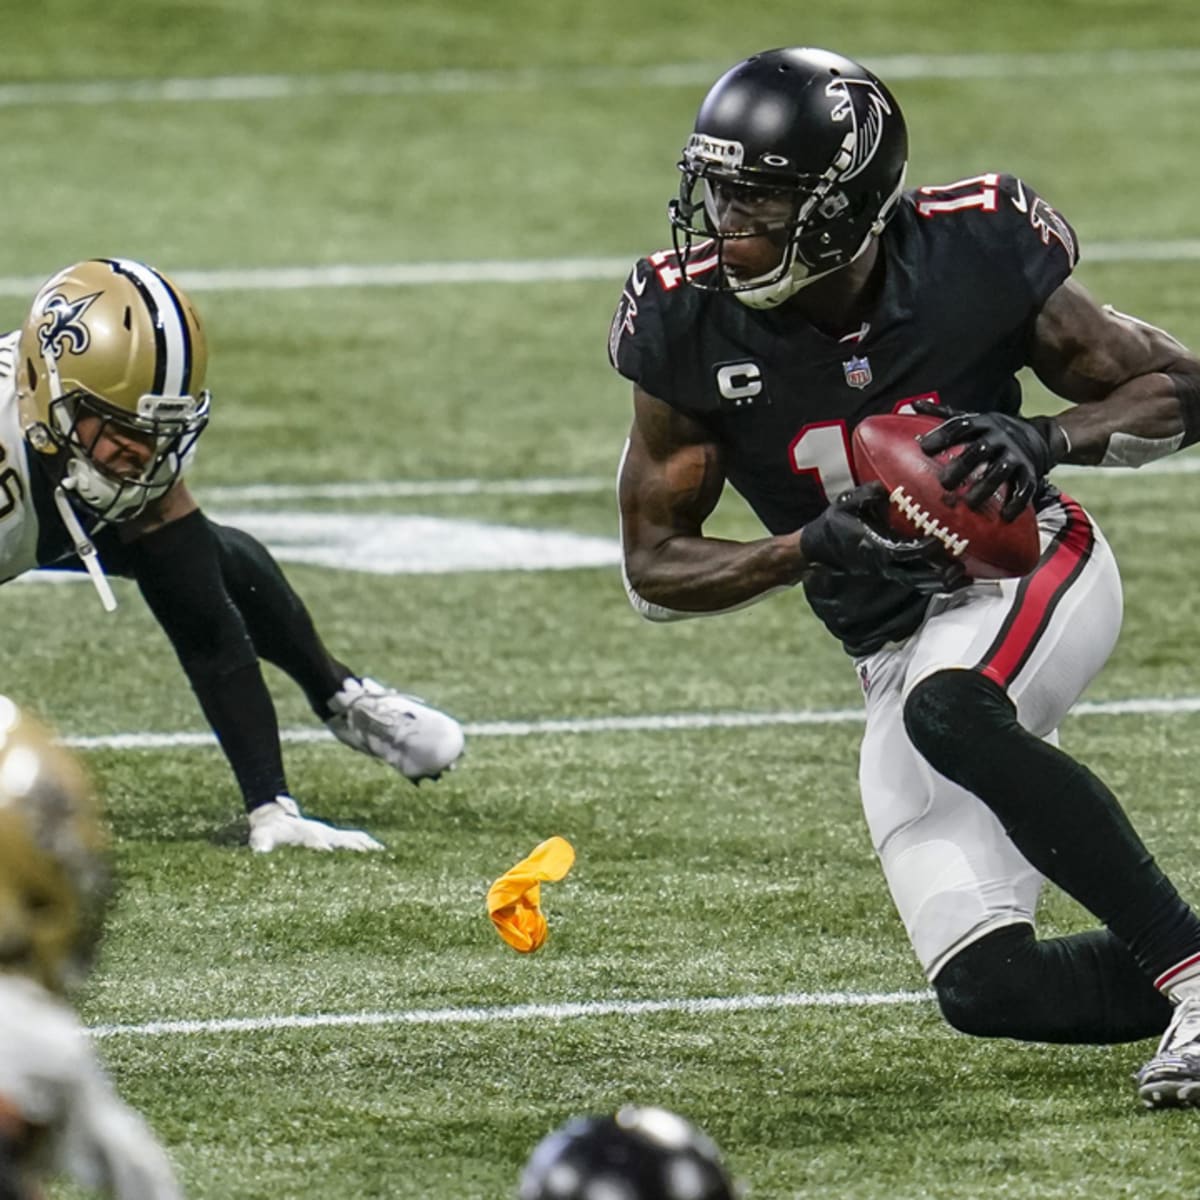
top-left (6, 2), bottom-right (1200, 1197)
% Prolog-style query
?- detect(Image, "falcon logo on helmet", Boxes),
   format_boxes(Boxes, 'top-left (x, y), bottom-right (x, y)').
top-left (36, 292), bottom-right (100, 360)
top-left (826, 77), bottom-right (894, 181)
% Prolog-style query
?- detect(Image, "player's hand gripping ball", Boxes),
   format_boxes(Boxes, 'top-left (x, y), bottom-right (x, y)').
top-left (851, 413), bottom-right (1040, 580)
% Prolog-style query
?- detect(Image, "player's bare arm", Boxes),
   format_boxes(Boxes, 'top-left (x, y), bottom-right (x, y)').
top-left (1030, 277), bottom-right (1200, 465)
top-left (621, 387), bottom-right (963, 612)
top-left (921, 277), bottom-right (1200, 504)
top-left (619, 385), bottom-right (806, 614)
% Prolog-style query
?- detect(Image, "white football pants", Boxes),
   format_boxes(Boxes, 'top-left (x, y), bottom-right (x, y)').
top-left (855, 492), bottom-right (1123, 979)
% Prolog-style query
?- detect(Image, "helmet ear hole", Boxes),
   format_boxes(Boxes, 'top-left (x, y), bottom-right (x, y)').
top-left (123, 306), bottom-right (132, 330)
top-left (24, 358), bottom-right (35, 392)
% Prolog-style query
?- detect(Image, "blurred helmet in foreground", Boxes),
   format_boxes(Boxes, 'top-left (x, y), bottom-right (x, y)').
top-left (519, 1105), bottom-right (740, 1200)
top-left (0, 697), bottom-right (111, 994)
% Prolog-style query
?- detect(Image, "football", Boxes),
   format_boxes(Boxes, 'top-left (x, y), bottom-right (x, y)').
top-left (851, 412), bottom-right (1041, 580)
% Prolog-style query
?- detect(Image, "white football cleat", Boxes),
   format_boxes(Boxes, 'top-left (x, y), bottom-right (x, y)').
top-left (1136, 994), bottom-right (1200, 1108)
top-left (247, 795), bottom-right (384, 853)
top-left (326, 676), bottom-right (465, 783)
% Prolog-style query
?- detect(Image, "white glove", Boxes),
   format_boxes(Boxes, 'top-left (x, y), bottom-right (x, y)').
top-left (247, 796), bottom-right (384, 853)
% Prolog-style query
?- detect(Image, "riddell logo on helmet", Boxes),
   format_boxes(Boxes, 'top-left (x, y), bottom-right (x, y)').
top-left (686, 133), bottom-right (744, 167)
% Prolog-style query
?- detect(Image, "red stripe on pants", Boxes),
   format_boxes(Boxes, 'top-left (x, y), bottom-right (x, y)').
top-left (979, 495), bottom-right (1093, 690)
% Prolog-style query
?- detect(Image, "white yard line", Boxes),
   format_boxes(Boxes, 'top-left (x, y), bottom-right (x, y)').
top-left (79, 687), bottom-right (1199, 1040)
top-left (0, 259), bottom-right (635, 297)
top-left (0, 240), bottom-right (1195, 301)
top-left (6, 49), bottom-right (1200, 109)
top-left (90, 988), bottom-right (933, 1039)
top-left (174, 258), bottom-right (630, 292)
top-left (191, 454), bottom-right (1200, 506)
top-left (62, 694), bottom-right (1200, 753)
top-left (201, 477), bottom-right (614, 502)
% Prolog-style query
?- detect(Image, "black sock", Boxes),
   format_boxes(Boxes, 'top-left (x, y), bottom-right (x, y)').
top-left (905, 668), bottom-right (1200, 987)
top-left (934, 923), bottom-right (1171, 1044)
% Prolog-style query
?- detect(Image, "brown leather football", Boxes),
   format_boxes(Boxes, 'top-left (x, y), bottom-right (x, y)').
top-left (852, 412), bottom-right (1041, 580)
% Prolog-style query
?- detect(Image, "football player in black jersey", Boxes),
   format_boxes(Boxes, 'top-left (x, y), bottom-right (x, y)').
top-left (610, 46), bottom-right (1200, 1107)
top-left (1, 259), bottom-right (464, 852)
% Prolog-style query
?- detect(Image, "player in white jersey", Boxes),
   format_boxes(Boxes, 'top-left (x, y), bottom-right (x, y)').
top-left (0, 259), bottom-right (465, 852)
top-left (0, 696), bottom-right (182, 1199)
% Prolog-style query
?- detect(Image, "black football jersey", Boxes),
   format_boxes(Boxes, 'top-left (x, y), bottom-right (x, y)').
top-left (609, 173), bottom-right (1078, 655)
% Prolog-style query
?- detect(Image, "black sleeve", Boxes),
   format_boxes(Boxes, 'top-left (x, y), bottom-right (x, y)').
top-left (1002, 175), bottom-right (1078, 304)
top-left (608, 257), bottom-right (675, 402)
top-left (969, 174), bottom-right (1079, 307)
top-left (209, 521), bottom-right (349, 718)
top-left (126, 509), bottom-right (287, 811)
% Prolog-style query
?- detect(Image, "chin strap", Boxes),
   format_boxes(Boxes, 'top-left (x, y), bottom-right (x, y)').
top-left (734, 164), bottom-right (909, 311)
top-left (53, 483), bottom-right (117, 613)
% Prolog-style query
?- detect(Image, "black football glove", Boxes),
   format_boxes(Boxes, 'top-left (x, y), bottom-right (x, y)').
top-left (912, 399), bottom-right (1067, 522)
top-left (800, 482), bottom-right (968, 595)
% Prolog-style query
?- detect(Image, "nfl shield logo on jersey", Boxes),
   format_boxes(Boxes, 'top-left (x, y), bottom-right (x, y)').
top-left (843, 355), bottom-right (872, 390)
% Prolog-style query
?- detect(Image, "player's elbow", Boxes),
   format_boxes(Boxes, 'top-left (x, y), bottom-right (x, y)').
top-left (623, 565), bottom-right (670, 622)
top-left (621, 554), bottom-right (684, 623)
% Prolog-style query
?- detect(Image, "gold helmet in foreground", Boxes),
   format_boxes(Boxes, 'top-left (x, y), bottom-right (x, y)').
top-left (0, 697), bottom-right (110, 994)
top-left (15, 258), bottom-right (211, 521)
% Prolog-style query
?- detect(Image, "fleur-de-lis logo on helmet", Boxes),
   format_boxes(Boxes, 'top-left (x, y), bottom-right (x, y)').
top-left (36, 290), bottom-right (101, 361)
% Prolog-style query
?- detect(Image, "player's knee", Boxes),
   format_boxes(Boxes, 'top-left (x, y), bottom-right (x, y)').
top-left (903, 668), bottom-right (1011, 775)
top-left (933, 959), bottom-right (1005, 1037)
top-left (932, 925), bottom-right (1035, 1038)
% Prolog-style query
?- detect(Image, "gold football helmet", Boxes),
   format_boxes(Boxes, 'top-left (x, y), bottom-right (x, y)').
top-left (0, 697), bottom-right (111, 995)
top-left (15, 258), bottom-right (211, 522)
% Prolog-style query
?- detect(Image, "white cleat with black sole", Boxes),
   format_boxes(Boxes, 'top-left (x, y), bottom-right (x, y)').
top-left (1136, 995), bottom-right (1200, 1108)
top-left (326, 676), bottom-right (465, 784)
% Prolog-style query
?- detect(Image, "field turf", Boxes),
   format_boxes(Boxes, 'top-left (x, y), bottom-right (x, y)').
top-left (5, 3), bottom-right (1200, 1197)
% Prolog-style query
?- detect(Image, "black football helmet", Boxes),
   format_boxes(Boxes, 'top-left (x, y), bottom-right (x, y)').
top-left (668, 46), bottom-right (908, 309)
top-left (518, 1106), bottom-right (739, 1200)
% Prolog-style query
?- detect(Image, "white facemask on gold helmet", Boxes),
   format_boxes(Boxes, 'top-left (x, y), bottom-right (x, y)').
top-left (15, 258), bottom-right (211, 522)
top-left (0, 697), bottom-right (111, 995)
